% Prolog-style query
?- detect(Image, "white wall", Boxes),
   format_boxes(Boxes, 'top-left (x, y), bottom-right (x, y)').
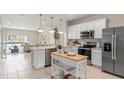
top-left (69, 14), bottom-right (124, 28)
top-left (2, 28), bottom-right (39, 45)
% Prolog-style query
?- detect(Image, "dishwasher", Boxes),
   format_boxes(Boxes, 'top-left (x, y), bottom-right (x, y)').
top-left (45, 48), bottom-right (57, 67)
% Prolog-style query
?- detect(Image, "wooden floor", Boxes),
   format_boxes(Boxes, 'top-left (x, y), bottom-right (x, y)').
top-left (0, 53), bottom-right (121, 79)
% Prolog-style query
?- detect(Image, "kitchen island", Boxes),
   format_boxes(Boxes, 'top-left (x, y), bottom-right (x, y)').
top-left (30, 46), bottom-right (56, 69)
top-left (51, 52), bottom-right (88, 79)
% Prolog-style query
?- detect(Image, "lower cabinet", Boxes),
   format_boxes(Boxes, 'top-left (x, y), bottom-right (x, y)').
top-left (32, 50), bottom-right (45, 69)
top-left (91, 48), bottom-right (102, 67)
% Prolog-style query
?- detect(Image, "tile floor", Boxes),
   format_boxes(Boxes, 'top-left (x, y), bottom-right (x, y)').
top-left (0, 53), bottom-right (121, 79)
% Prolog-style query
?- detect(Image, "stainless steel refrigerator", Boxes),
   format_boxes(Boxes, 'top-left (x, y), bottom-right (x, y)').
top-left (102, 26), bottom-right (124, 77)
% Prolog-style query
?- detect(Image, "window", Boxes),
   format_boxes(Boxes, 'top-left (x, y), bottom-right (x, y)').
top-left (5, 34), bottom-right (27, 54)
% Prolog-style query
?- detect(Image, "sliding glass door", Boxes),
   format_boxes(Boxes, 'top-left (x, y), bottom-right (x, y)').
top-left (4, 34), bottom-right (27, 54)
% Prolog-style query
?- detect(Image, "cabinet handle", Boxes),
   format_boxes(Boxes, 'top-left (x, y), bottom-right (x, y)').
top-left (114, 34), bottom-right (117, 60)
top-left (112, 35), bottom-right (114, 60)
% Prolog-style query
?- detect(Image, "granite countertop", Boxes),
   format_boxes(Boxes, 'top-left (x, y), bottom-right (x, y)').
top-left (29, 45), bottom-right (56, 50)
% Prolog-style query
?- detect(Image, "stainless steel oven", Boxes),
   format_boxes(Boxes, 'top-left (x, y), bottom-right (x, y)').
top-left (78, 44), bottom-right (96, 65)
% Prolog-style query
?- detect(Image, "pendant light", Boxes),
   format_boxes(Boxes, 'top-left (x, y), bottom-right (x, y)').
top-left (49, 17), bottom-right (55, 33)
top-left (59, 19), bottom-right (64, 34)
top-left (37, 14), bottom-right (44, 32)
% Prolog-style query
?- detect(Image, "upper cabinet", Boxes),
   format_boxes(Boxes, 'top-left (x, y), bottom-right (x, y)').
top-left (68, 26), bottom-right (74, 39)
top-left (68, 24), bottom-right (81, 39)
top-left (81, 23), bottom-right (87, 31)
top-left (75, 24), bottom-right (81, 39)
top-left (93, 18), bottom-right (107, 38)
top-left (67, 18), bottom-right (107, 39)
top-left (86, 22), bottom-right (94, 30)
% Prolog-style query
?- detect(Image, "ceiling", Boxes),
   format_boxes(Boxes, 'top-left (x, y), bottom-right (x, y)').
top-left (67, 14), bottom-right (92, 21)
top-left (0, 14), bottom-right (93, 31)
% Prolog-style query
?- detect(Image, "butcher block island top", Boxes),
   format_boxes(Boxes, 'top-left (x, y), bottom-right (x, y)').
top-left (51, 52), bottom-right (88, 61)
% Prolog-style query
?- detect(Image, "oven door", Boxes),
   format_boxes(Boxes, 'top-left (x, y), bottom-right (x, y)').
top-left (78, 48), bottom-right (92, 65)
top-left (78, 48), bottom-right (85, 55)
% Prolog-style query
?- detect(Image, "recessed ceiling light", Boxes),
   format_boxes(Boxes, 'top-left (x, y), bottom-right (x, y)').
top-left (49, 30), bottom-right (55, 33)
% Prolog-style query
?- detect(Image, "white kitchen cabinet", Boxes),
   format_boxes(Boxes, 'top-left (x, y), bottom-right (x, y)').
top-left (81, 23), bottom-right (87, 31)
top-left (75, 24), bottom-right (81, 39)
top-left (92, 48), bottom-right (102, 67)
top-left (93, 19), bottom-right (107, 38)
top-left (71, 26), bottom-right (76, 39)
top-left (31, 49), bottom-right (45, 69)
top-left (67, 18), bottom-right (107, 39)
top-left (67, 27), bottom-right (71, 39)
top-left (86, 22), bottom-right (94, 30)
top-left (68, 26), bottom-right (74, 39)
top-left (68, 24), bottom-right (81, 39)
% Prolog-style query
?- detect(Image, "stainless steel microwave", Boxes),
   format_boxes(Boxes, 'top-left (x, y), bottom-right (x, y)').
top-left (80, 30), bottom-right (94, 39)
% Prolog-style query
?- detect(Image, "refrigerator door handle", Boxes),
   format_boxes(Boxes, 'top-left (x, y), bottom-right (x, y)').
top-left (114, 34), bottom-right (117, 60)
top-left (112, 35), bottom-right (114, 60)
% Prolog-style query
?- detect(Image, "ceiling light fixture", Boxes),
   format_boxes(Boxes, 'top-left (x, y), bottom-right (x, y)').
top-left (59, 32), bottom-right (64, 34)
top-left (37, 14), bottom-right (44, 32)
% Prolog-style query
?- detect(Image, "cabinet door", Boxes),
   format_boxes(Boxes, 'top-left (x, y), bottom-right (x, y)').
top-left (68, 26), bottom-right (74, 39)
top-left (94, 19), bottom-right (107, 38)
top-left (68, 27), bottom-right (71, 39)
top-left (81, 23), bottom-right (87, 31)
top-left (92, 52), bottom-right (102, 67)
top-left (75, 24), bottom-right (81, 39)
top-left (86, 22), bottom-right (94, 30)
top-left (94, 20), bottom-right (102, 38)
top-left (38, 50), bottom-right (45, 67)
top-left (71, 26), bottom-right (76, 39)
top-left (67, 27), bottom-right (71, 39)
top-left (32, 50), bottom-right (45, 68)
